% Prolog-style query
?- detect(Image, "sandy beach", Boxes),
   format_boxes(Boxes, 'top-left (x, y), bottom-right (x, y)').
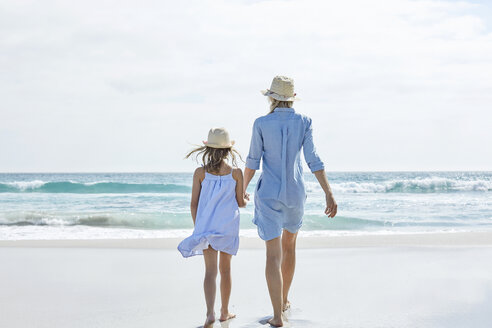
top-left (1, 232), bottom-right (492, 327)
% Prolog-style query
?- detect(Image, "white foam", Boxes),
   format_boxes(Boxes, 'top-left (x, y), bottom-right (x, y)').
top-left (2, 226), bottom-right (492, 241)
top-left (6, 180), bottom-right (46, 191)
top-left (331, 177), bottom-right (492, 193)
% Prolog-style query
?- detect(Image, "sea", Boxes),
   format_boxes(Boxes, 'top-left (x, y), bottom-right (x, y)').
top-left (0, 172), bottom-right (491, 240)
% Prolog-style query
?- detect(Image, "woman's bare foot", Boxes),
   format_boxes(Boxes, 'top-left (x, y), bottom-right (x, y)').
top-left (268, 316), bottom-right (283, 327)
top-left (282, 300), bottom-right (291, 312)
top-left (204, 313), bottom-right (215, 328)
top-left (219, 311), bottom-right (236, 322)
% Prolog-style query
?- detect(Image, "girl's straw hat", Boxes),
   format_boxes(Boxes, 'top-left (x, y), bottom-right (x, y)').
top-left (203, 127), bottom-right (235, 149)
top-left (261, 75), bottom-right (299, 101)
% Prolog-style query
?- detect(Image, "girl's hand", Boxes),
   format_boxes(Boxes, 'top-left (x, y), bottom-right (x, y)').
top-left (325, 193), bottom-right (337, 218)
top-left (244, 192), bottom-right (250, 201)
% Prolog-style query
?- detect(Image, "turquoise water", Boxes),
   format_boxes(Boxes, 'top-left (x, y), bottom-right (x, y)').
top-left (0, 172), bottom-right (491, 239)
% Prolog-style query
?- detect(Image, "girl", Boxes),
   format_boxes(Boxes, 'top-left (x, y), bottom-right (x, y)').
top-left (178, 127), bottom-right (248, 328)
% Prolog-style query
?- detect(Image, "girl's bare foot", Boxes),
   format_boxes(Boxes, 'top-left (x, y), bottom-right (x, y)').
top-left (219, 311), bottom-right (236, 322)
top-left (282, 300), bottom-right (291, 312)
top-left (268, 316), bottom-right (283, 327)
top-left (204, 313), bottom-right (215, 328)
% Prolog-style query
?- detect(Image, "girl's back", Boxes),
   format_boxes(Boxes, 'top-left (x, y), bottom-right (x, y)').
top-left (195, 168), bottom-right (239, 234)
top-left (178, 166), bottom-right (240, 257)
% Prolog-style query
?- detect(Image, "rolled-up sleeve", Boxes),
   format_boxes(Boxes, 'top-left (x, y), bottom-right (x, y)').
top-left (246, 119), bottom-right (263, 170)
top-left (302, 118), bottom-right (325, 172)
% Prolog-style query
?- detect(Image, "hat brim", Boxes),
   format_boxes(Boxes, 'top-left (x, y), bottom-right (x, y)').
top-left (202, 140), bottom-right (235, 149)
top-left (261, 90), bottom-right (299, 101)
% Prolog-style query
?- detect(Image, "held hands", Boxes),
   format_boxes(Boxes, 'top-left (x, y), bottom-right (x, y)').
top-left (325, 193), bottom-right (337, 218)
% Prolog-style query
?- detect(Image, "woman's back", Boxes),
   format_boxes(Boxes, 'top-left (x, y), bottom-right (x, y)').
top-left (246, 107), bottom-right (324, 207)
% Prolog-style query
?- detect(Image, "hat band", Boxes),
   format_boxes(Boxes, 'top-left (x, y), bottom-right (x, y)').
top-left (203, 140), bottom-right (235, 148)
top-left (268, 89), bottom-right (294, 98)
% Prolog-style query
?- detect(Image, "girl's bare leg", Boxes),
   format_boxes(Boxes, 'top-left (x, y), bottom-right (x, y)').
top-left (281, 229), bottom-right (298, 311)
top-left (265, 237), bottom-right (284, 327)
top-left (203, 246), bottom-right (218, 328)
top-left (219, 252), bottom-right (236, 321)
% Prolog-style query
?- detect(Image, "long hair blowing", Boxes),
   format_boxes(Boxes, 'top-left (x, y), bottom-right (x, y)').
top-left (185, 146), bottom-right (243, 173)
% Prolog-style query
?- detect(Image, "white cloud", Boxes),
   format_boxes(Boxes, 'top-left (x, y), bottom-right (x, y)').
top-left (0, 0), bottom-right (491, 171)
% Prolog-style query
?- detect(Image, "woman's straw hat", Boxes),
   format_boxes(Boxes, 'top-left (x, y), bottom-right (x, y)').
top-left (261, 75), bottom-right (299, 101)
top-left (202, 127), bottom-right (235, 149)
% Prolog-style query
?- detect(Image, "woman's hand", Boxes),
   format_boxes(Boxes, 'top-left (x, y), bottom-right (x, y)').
top-left (313, 169), bottom-right (337, 218)
top-left (325, 193), bottom-right (337, 218)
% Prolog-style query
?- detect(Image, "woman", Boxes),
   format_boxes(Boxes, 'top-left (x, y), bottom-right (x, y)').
top-left (243, 76), bottom-right (337, 327)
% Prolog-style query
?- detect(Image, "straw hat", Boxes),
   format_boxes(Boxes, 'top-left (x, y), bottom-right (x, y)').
top-left (202, 127), bottom-right (235, 149)
top-left (261, 75), bottom-right (299, 101)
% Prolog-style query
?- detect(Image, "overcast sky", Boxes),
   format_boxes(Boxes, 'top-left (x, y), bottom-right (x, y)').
top-left (1, 0), bottom-right (491, 172)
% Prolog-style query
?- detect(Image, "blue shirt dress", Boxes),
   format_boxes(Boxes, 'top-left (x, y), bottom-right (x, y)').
top-left (246, 107), bottom-right (324, 241)
top-left (178, 170), bottom-right (240, 257)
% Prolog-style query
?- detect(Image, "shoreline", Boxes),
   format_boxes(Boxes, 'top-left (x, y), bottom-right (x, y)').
top-left (2, 242), bottom-right (492, 327)
top-left (2, 231), bottom-right (492, 248)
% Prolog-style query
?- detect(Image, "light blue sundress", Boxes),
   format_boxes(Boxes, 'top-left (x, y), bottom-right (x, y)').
top-left (178, 169), bottom-right (240, 257)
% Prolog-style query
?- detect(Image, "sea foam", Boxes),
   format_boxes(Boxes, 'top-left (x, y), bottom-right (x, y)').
top-left (328, 177), bottom-right (492, 193)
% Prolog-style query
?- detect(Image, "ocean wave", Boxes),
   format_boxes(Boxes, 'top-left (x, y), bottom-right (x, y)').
top-left (1, 210), bottom-right (490, 233)
top-left (306, 177), bottom-right (492, 193)
top-left (0, 212), bottom-right (194, 229)
top-left (0, 181), bottom-right (191, 194)
top-left (301, 215), bottom-right (482, 231)
top-left (2, 176), bottom-right (490, 194)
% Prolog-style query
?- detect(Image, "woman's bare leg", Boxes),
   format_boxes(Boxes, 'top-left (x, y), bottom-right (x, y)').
top-left (281, 229), bottom-right (298, 310)
top-left (219, 251), bottom-right (236, 321)
top-left (203, 246), bottom-right (218, 328)
top-left (265, 236), bottom-right (284, 327)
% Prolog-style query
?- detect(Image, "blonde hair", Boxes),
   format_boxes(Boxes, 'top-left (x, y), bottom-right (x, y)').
top-left (268, 96), bottom-right (293, 113)
top-left (185, 146), bottom-right (242, 174)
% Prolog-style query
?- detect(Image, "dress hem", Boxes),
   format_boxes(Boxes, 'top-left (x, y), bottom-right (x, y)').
top-left (178, 235), bottom-right (239, 258)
